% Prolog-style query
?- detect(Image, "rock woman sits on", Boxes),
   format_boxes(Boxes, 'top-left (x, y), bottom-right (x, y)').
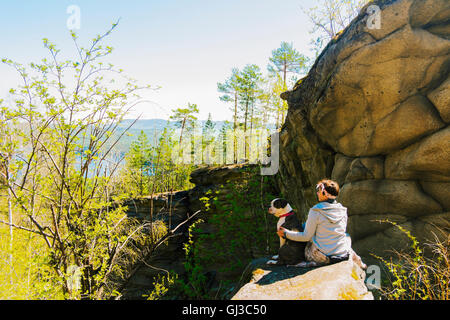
top-left (277, 179), bottom-right (367, 269)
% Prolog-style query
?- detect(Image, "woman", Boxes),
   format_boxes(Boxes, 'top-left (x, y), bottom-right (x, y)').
top-left (277, 179), bottom-right (366, 269)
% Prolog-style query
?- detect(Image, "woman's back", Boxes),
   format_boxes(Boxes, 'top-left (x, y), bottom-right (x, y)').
top-left (309, 200), bottom-right (349, 256)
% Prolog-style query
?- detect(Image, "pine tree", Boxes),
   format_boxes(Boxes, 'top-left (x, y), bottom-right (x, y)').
top-left (202, 113), bottom-right (216, 164)
top-left (268, 41), bottom-right (308, 90)
top-left (218, 68), bottom-right (240, 163)
top-left (219, 121), bottom-right (232, 165)
top-left (126, 130), bottom-right (152, 196)
top-left (169, 103), bottom-right (199, 146)
top-left (236, 64), bottom-right (263, 160)
top-left (268, 42), bottom-right (308, 126)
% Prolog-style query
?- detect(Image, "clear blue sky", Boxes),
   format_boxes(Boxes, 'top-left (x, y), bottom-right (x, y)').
top-left (0, 0), bottom-right (317, 121)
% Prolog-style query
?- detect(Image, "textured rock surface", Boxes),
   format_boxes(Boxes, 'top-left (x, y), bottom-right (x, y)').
top-left (120, 191), bottom-right (191, 299)
top-left (123, 191), bottom-right (190, 226)
top-left (277, 0), bottom-right (450, 259)
top-left (187, 163), bottom-right (259, 214)
top-left (231, 258), bottom-right (373, 300)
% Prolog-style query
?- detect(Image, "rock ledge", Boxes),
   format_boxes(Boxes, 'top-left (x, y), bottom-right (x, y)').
top-left (231, 258), bottom-right (374, 300)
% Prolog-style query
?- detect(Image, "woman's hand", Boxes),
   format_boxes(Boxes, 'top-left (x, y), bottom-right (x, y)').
top-left (277, 227), bottom-right (287, 238)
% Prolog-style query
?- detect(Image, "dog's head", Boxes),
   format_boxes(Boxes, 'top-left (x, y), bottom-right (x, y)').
top-left (268, 198), bottom-right (292, 217)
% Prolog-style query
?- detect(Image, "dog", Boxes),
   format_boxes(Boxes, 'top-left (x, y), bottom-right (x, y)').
top-left (267, 198), bottom-right (307, 265)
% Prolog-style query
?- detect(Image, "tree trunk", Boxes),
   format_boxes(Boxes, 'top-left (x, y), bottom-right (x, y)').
top-left (244, 99), bottom-right (249, 161)
top-left (249, 101), bottom-right (254, 161)
top-left (234, 91), bottom-right (238, 164)
top-left (179, 118), bottom-right (186, 146)
top-left (8, 187), bottom-right (13, 285)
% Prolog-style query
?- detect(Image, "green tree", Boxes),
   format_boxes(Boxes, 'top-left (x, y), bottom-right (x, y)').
top-left (268, 42), bottom-right (308, 126)
top-left (218, 121), bottom-right (232, 164)
top-left (126, 130), bottom-right (152, 196)
top-left (202, 113), bottom-right (216, 164)
top-left (218, 68), bottom-right (240, 163)
top-left (170, 103), bottom-right (199, 146)
top-left (0, 22), bottom-right (153, 299)
top-left (269, 74), bottom-right (288, 129)
top-left (258, 75), bottom-right (282, 129)
top-left (236, 64), bottom-right (263, 160)
top-left (268, 41), bottom-right (308, 90)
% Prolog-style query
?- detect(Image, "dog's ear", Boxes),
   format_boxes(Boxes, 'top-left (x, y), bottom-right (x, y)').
top-left (273, 198), bottom-right (288, 209)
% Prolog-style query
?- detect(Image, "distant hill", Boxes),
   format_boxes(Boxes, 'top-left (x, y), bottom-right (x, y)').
top-left (112, 119), bottom-right (276, 154)
top-left (118, 118), bottom-right (230, 131)
top-left (113, 119), bottom-right (228, 154)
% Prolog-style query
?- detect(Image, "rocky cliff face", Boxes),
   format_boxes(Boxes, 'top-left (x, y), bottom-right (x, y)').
top-left (277, 0), bottom-right (450, 259)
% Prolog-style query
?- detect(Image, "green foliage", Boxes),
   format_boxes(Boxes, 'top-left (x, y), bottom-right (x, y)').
top-left (237, 64), bottom-right (263, 105)
top-left (217, 42), bottom-right (308, 133)
top-left (151, 218), bottom-right (211, 300)
top-left (267, 41), bottom-right (309, 85)
top-left (0, 22), bottom-right (159, 299)
top-left (146, 170), bottom-right (279, 300)
top-left (178, 218), bottom-right (210, 299)
top-left (145, 272), bottom-right (178, 300)
top-left (123, 130), bottom-right (154, 196)
top-left (117, 124), bottom-right (195, 199)
top-left (373, 220), bottom-right (450, 300)
top-left (180, 168), bottom-right (279, 299)
top-left (0, 223), bottom-right (63, 299)
top-left (170, 103), bottom-right (199, 145)
top-left (128, 130), bottom-right (152, 171)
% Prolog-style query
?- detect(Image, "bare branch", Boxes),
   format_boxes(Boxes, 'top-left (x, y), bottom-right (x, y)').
top-left (0, 219), bottom-right (54, 239)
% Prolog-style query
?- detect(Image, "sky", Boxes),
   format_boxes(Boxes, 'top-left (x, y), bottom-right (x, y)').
top-left (0, 0), bottom-right (318, 121)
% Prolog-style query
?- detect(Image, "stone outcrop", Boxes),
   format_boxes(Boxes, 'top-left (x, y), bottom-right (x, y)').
top-left (187, 163), bottom-right (259, 214)
top-left (231, 258), bottom-right (373, 300)
top-left (123, 190), bottom-right (191, 226)
top-left (118, 164), bottom-right (264, 299)
top-left (119, 191), bottom-right (191, 299)
top-left (277, 0), bottom-right (450, 260)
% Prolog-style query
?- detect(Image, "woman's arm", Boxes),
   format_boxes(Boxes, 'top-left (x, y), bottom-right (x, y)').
top-left (280, 210), bottom-right (318, 242)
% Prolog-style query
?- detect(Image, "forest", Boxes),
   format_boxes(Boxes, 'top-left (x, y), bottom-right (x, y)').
top-left (0, 24), bottom-right (305, 301)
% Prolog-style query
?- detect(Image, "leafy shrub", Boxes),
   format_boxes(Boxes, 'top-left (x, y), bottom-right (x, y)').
top-left (373, 220), bottom-right (449, 300)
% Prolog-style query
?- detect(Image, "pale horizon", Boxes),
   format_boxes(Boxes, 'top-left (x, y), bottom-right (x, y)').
top-left (0, 0), bottom-right (318, 121)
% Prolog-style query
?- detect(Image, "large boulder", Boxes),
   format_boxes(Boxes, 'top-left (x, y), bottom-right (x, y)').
top-left (231, 258), bottom-right (373, 300)
top-left (339, 180), bottom-right (443, 217)
top-left (277, 0), bottom-right (450, 260)
top-left (385, 126), bottom-right (450, 182)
